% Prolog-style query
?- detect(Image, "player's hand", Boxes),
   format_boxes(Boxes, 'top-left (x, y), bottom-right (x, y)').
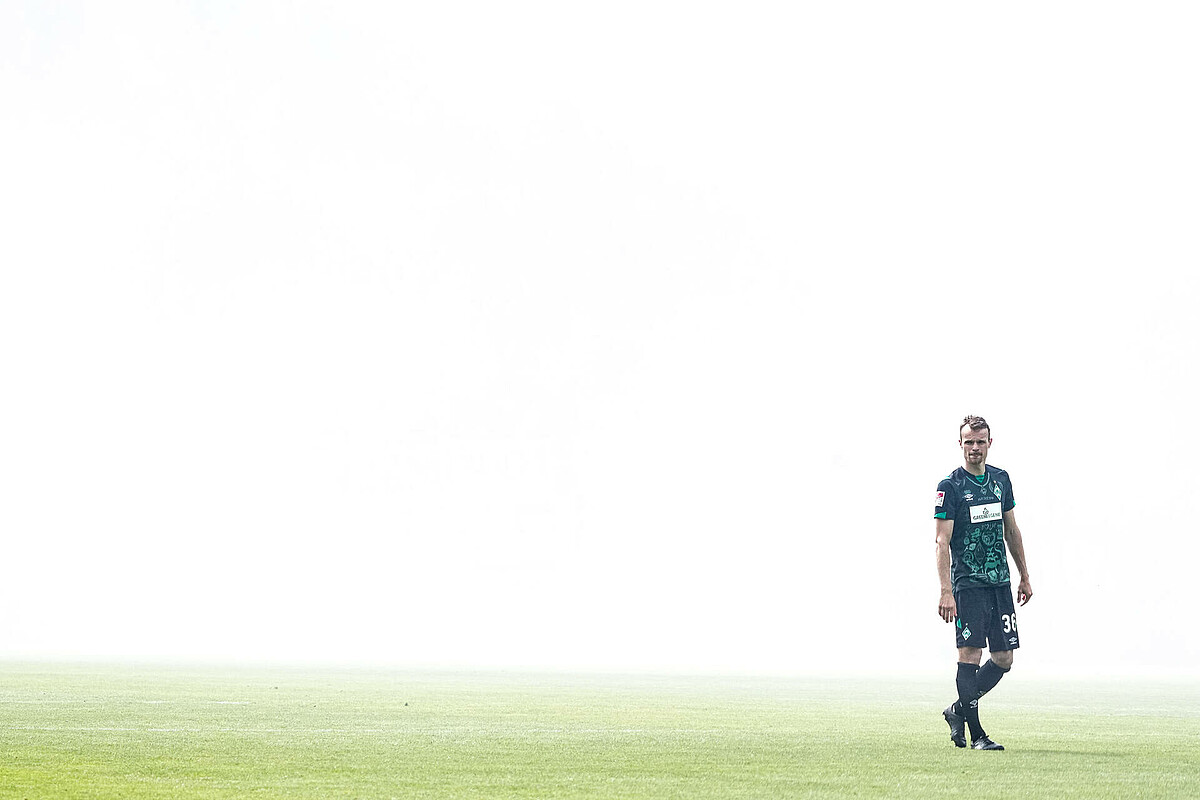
top-left (1017, 578), bottom-right (1033, 605)
top-left (938, 590), bottom-right (957, 623)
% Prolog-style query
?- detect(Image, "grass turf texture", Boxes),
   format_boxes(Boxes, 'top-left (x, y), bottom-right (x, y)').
top-left (1, 663), bottom-right (1197, 799)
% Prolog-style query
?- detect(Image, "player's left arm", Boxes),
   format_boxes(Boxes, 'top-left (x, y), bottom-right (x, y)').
top-left (1002, 509), bottom-right (1033, 605)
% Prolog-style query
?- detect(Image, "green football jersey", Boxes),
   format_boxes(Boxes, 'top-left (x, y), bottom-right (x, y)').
top-left (934, 465), bottom-right (1017, 592)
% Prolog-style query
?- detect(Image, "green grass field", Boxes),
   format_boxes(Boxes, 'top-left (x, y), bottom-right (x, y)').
top-left (2, 662), bottom-right (1197, 799)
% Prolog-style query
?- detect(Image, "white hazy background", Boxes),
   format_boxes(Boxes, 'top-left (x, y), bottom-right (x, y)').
top-left (3, 3), bottom-right (1197, 678)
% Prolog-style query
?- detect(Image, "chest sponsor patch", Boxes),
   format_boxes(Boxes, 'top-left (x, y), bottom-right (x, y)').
top-left (969, 502), bottom-right (1003, 524)
top-left (935, 491), bottom-right (945, 508)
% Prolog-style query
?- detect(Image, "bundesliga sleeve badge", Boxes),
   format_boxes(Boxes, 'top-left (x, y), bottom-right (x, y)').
top-left (935, 491), bottom-right (945, 508)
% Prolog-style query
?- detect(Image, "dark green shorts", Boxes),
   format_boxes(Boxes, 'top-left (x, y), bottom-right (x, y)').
top-left (954, 585), bottom-right (1019, 651)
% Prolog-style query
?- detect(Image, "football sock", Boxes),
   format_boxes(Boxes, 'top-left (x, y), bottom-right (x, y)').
top-left (956, 662), bottom-right (985, 741)
top-left (975, 658), bottom-right (1010, 700)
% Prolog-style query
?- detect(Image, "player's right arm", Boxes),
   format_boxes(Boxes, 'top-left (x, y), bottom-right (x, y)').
top-left (935, 518), bottom-right (956, 622)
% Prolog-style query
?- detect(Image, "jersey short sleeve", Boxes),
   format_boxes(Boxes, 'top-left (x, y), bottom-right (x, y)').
top-left (934, 477), bottom-right (957, 520)
top-left (1001, 473), bottom-right (1016, 513)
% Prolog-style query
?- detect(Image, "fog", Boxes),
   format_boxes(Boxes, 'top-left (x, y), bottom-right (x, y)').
top-left (3, 2), bottom-right (1197, 677)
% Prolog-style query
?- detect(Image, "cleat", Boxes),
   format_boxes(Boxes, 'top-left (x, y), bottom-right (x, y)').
top-left (971, 736), bottom-right (1005, 751)
top-left (943, 704), bottom-right (966, 748)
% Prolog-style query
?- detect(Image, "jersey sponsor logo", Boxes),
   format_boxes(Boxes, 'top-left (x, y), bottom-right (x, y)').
top-left (935, 491), bottom-right (945, 508)
top-left (969, 502), bottom-right (1003, 523)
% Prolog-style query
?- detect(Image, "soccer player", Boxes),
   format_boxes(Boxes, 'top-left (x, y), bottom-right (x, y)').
top-left (934, 415), bottom-right (1033, 751)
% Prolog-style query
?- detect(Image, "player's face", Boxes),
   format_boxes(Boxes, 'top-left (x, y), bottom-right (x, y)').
top-left (959, 427), bottom-right (991, 469)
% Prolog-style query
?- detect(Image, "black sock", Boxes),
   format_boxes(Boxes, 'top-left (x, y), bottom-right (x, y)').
top-left (956, 662), bottom-right (985, 741)
top-left (976, 659), bottom-right (1010, 701)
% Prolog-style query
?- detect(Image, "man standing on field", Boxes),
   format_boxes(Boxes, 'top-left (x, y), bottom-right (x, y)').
top-left (935, 415), bottom-right (1032, 751)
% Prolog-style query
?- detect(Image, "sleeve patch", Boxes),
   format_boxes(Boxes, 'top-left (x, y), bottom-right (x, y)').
top-left (935, 490), bottom-right (945, 508)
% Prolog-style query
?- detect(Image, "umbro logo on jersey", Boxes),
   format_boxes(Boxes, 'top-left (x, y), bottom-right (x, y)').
top-left (963, 492), bottom-right (974, 501)
top-left (969, 502), bottom-right (1003, 523)
top-left (1009, 637), bottom-right (1018, 645)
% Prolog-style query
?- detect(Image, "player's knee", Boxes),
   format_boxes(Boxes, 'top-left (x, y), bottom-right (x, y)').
top-left (991, 651), bottom-right (1014, 670)
top-left (957, 647), bottom-right (983, 666)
